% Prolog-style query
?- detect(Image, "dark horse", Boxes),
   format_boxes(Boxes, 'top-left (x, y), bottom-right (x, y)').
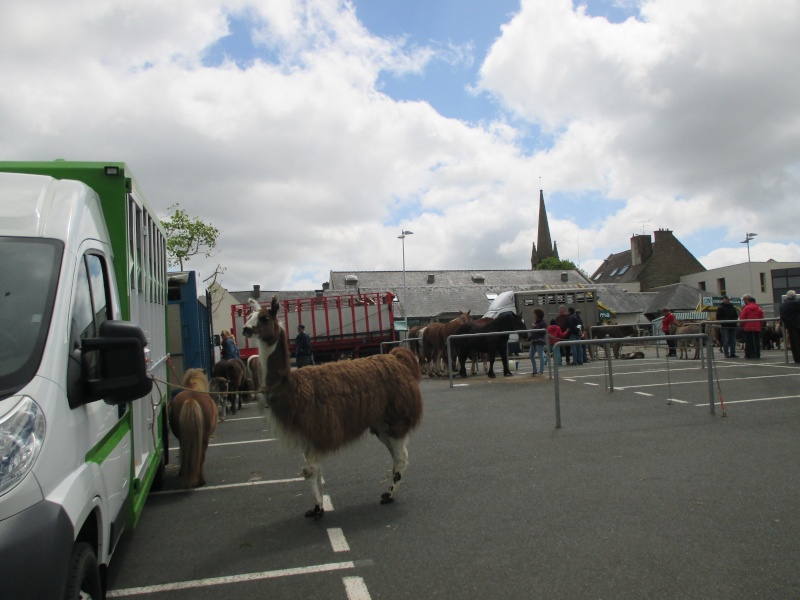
top-left (212, 358), bottom-right (247, 414)
top-left (169, 369), bottom-right (218, 488)
top-left (454, 311), bottom-right (527, 378)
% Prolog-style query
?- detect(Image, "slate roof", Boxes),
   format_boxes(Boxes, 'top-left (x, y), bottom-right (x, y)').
top-left (226, 274), bottom-right (685, 324)
top-left (594, 285), bottom-right (654, 315)
top-left (643, 283), bottom-right (704, 316)
top-left (590, 250), bottom-right (646, 285)
top-left (327, 269), bottom-right (592, 319)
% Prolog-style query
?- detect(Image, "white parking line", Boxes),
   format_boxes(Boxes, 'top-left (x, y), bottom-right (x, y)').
top-left (344, 576), bottom-right (372, 600)
top-left (584, 382), bottom-right (600, 386)
top-left (694, 394), bottom-right (800, 407)
top-left (151, 477), bottom-right (304, 495)
top-left (107, 561), bottom-right (360, 597)
top-left (666, 398), bottom-right (689, 404)
top-left (323, 494), bottom-right (334, 512)
top-left (634, 392), bottom-right (653, 397)
top-left (327, 528), bottom-right (351, 552)
top-left (209, 438), bottom-right (277, 447)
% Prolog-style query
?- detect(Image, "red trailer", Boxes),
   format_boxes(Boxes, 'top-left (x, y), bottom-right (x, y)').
top-left (231, 292), bottom-right (397, 362)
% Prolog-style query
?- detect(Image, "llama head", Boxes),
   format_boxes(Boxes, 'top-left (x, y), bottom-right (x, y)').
top-left (242, 295), bottom-right (283, 347)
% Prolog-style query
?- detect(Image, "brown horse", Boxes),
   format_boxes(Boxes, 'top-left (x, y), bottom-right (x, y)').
top-left (169, 369), bottom-right (218, 488)
top-left (242, 296), bottom-right (423, 520)
top-left (421, 310), bottom-right (471, 377)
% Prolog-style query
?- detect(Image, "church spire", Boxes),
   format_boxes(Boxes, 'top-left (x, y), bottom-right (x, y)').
top-left (532, 189), bottom-right (559, 268)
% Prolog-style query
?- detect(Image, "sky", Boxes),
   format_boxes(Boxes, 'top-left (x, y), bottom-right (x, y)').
top-left (2, 0), bottom-right (799, 293)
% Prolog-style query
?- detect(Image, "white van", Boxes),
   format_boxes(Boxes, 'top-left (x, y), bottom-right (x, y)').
top-left (0, 163), bottom-right (168, 599)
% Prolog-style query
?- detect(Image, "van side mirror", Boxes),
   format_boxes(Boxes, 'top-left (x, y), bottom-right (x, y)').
top-left (69, 320), bottom-right (153, 408)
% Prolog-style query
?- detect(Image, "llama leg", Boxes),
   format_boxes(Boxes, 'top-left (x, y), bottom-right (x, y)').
top-left (302, 454), bottom-right (325, 520)
top-left (376, 432), bottom-right (410, 504)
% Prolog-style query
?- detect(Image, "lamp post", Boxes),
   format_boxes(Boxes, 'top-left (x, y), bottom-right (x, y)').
top-left (740, 232), bottom-right (757, 296)
top-left (398, 230), bottom-right (413, 321)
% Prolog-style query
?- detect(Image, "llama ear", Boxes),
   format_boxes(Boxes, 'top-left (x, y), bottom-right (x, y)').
top-left (270, 296), bottom-right (279, 316)
top-left (248, 298), bottom-right (261, 312)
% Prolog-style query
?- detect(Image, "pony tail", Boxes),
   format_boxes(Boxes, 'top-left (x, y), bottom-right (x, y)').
top-left (179, 400), bottom-right (204, 488)
top-left (390, 347), bottom-right (423, 381)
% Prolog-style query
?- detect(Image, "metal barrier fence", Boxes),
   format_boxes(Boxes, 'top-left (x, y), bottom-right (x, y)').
top-left (380, 339), bottom-right (410, 353)
top-left (442, 330), bottom-right (716, 429)
top-left (551, 333), bottom-right (715, 428)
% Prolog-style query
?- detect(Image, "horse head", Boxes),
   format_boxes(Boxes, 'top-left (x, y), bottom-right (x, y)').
top-left (497, 311), bottom-right (527, 339)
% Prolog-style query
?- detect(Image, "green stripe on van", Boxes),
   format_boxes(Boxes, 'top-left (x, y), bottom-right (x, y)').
top-left (85, 411), bottom-right (132, 464)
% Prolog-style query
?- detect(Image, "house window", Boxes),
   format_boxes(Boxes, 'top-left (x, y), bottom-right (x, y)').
top-left (609, 268), bottom-right (618, 276)
top-left (717, 278), bottom-right (726, 295)
top-left (759, 273), bottom-right (766, 293)
top-left (698, 281), bottom-right (706, 291)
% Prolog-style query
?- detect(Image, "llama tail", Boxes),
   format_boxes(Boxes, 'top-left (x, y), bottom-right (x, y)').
top-left (390, 347), bottom-right (422, 381)
top-left (179, 399), bottom-right (204, 488)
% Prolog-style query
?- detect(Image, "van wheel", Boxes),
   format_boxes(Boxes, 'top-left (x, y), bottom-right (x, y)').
top-left (64, 542), bottom-right (102, 600)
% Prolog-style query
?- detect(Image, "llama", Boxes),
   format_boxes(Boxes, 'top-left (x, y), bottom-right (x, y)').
top-left (242, 296), bottom-right (423, 520)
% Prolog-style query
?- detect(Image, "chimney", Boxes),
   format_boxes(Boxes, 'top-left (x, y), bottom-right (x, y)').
top-left (322, 282), bottom-right (330, 291)
top-left (630, 234), bottom-right (653, 266)
top-left (427, 274), bottom-right (435, 284)
top-left (253, 284), bottom-right (260, 298)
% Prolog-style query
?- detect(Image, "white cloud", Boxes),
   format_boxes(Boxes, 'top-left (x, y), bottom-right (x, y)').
top-left (0, 0), bottom-right (797, 296)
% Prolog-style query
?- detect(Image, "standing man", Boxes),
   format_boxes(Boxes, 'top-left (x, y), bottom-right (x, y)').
top-left (715, 296), bottom-right (739, 358)
top-left (779, 290), bottom-right (800, 363)
top-left (567, 307), bottom-right (584, 365)
top-left (555, 305), bottom-right (572, 365)
top-left (661, 308), bottom-right (676, 357)
top-left (739, 294), bottom-right (764, 359)
top-left (295, 324), bottom-right (313, 368)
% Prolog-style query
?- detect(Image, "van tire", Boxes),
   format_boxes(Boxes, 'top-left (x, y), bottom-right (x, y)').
top-left (64, 542), bottom-right (102, 600)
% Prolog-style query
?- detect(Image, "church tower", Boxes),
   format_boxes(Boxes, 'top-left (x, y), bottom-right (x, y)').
top-left (531, 189), bottom-right (559, 268)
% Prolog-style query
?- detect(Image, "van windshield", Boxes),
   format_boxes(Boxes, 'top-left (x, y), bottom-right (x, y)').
top-left (0, 238), bottom-right (63, 399)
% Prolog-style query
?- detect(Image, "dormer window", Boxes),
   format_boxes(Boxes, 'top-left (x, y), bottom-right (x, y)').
top-left (344, 274), bottom-right (358, 285)
top-left (471, 273), bottom-right (485, 283)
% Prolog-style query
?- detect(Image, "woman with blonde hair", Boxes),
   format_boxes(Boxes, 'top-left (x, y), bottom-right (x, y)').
top-left (220, 329), bottom-right (239, 360)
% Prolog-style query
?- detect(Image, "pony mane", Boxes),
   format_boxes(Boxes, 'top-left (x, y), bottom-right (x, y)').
top-left (182, 368), bottom-right (209, 393)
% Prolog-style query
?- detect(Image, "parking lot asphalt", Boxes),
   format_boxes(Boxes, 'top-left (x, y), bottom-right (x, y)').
top-left (106, 347), bottom-right (800, 599)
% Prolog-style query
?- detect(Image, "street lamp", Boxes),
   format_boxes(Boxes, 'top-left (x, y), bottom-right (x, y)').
top-left (740, 232), bottom-right (757, 296)
top-left (398, 230), bottom-right (413, 321)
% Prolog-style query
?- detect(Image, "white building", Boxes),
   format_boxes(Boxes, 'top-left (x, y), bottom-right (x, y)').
top-left (680, 261), bottom-right (800, 317)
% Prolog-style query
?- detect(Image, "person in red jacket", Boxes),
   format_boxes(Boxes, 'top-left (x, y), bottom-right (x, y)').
top-left (661, 308), bottom-right (677, 357)
top-left (547, 319), bottom-right (569, 365)
top-left (739, 294), bottom-right (764, 359)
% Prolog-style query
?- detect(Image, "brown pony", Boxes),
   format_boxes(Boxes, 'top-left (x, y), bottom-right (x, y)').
top-left (242, 297), bottom-right (423, 520)
top-left (212, 358), bottom-right (247, 414)
top-left (421, 310), bottom-right (471, 377)
top-left (169, 369), bottom-right (218, 488)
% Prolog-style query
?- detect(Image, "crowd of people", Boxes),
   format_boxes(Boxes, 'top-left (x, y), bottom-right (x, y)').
top-left (528, 304), bottom-right (586, 375)
top-left (522, 290), bottom-right (800, 376)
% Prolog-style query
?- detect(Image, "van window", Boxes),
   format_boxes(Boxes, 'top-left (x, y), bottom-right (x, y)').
top-left (73, 254), bottom-right (111, 340)
top-left (0, 238), bottom-right (63, 398)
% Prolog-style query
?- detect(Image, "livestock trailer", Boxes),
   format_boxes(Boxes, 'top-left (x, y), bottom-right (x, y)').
top-left (232, 292), bottom-right (396, 362)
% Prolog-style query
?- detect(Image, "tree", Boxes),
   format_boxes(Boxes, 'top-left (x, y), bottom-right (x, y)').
top-left (534, 257), bottom-right (578, 271)
top-left (534, 257), bottom-right (590, 280)
top-left (161, 204), bottom-right (220, 270)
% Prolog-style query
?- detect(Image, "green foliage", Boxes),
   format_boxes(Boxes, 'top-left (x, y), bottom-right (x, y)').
top-left (534, 257), bottom-right (578, 271)
top-left (161, 204), bottom-right (219, 270)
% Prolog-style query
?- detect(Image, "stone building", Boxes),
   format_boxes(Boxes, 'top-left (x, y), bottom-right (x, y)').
top-left (590, 229), bottom-right (706, 292)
